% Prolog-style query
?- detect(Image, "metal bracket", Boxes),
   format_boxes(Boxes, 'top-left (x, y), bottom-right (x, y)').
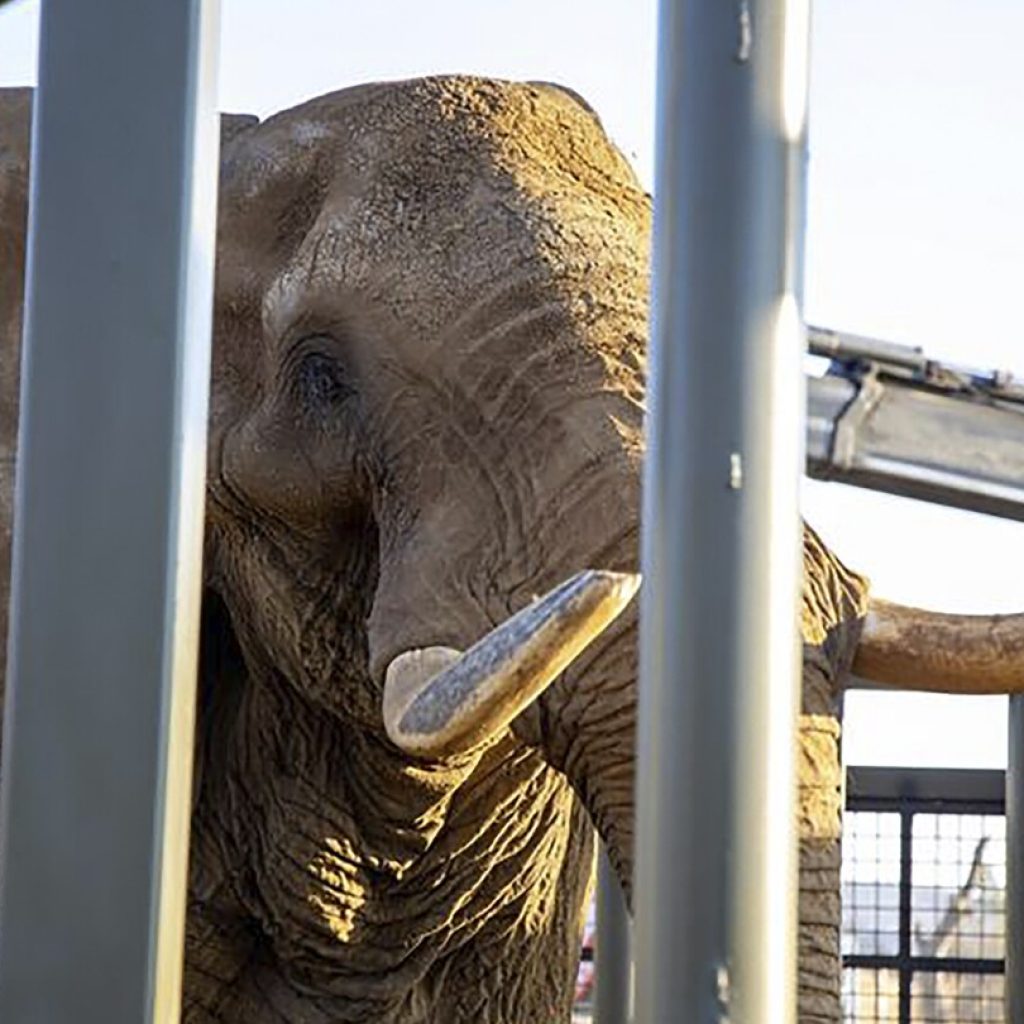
top-left (805, 326), bottom-right (1024, 520)
top-left (830, 365), bottom-right (885, 470)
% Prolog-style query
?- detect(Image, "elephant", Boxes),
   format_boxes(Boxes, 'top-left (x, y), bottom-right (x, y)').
top-left (2, 77), bottom-right (1021, 1024)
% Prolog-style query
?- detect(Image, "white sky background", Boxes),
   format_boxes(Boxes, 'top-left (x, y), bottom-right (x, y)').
top-left (2, 0), bottom-right (1022, 768)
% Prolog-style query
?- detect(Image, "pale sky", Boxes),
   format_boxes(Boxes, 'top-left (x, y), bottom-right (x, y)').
top-left (2, 0), bottom-right (1022, 768)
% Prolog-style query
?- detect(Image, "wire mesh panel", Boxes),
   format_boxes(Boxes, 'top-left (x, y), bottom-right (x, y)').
top-left (843, 812), bottom-right (902, 959)
top-left (909, 971), bottom-right (1004, 1023)
top-left (842, 769), bottom-right (1005, 1024)
top-left (911, 814), bottom-right (1006, 963)
top-left (843, 968), bottom-right (901, 1022)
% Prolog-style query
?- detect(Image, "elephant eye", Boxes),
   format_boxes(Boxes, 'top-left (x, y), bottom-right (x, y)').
top-left (293, 350), bottom-right (355, 408)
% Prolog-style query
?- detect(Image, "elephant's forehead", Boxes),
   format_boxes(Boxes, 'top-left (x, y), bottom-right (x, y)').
top-left (219, 75), bottom-right (644, 215)
top-left (214, 76), bottom-right (650, 335)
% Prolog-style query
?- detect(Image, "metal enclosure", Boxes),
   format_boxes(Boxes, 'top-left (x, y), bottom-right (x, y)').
top-left (595, 845), bottom-right (633, 1023)
top-left (806, 326), bottom-right (1024, 521)
top-left (0, 2), bottom-right (1019, 1022)
top-left (634, 0), bottom-right (810, 1022)
top-left (0, 2), bottom-right (220, 1021)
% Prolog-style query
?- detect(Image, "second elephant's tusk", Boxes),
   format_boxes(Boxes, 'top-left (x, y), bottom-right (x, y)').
top-left (383, 569), bottom-right (641, 759)
top-left (850, 597), bottom-right (1024, 694)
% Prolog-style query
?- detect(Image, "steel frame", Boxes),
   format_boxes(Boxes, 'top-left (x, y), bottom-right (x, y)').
top-left (634, 1), bottom-right (809, 1021)
top-left (0, 2), bottom-right (220, 1021)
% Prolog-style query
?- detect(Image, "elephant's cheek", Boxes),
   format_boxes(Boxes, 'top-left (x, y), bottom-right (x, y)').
top-left (219, 417), bottom-right (323, 530)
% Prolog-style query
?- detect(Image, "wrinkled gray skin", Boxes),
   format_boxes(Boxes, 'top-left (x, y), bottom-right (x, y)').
top-left (0, 79), bottom-right (867, 1023)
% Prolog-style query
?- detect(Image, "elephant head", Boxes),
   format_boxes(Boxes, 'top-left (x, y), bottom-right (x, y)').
top-left (3, 78), bottom-right (1024, 1024)
top-left (193, 77), bottom-right (651, 1021)
top-left (206, 77), bottom-right (648, 717)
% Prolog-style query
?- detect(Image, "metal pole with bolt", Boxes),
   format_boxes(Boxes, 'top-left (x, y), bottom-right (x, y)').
top-left (634, 0), bottom-right (810, 1020)
top-left (0, 2), bottom-right (220, 1021)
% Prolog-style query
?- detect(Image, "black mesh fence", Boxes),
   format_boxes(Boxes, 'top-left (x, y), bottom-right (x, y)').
top-left (842, 768), bottom-right (1006, 1024)
top-left (571, 767), bottom-right (1007, 1023)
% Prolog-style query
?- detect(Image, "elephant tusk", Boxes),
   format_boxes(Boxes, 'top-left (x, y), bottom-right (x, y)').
top-left (383, 569), bottom-right (641, 759)
top-left (850, 597), bottom-right (1024, 694)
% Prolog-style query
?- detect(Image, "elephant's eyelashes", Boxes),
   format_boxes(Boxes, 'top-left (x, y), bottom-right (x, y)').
top-left (293, 350), bottom-right (356, 409)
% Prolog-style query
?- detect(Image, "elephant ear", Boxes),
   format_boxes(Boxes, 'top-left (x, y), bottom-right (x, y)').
top-left (525, 81), bottom-right (646, 192)
top-left (0, 96), bottom-right (258, 737)
top-left (221, 112), bottom-right (259, 146)
top-left (525, 81), bottom-right (603, 122)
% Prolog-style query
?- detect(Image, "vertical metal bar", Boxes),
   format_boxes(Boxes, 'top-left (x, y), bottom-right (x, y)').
top-left (1008, 697), bottom-right (1024, 1024)
top-left (634, 0), bottom-right (810, 1021)
top-left (898, 808), bottom-right (913, 1024)
top-left (0, 2), bottom-right (220, 1022)
top-left (595, 843), bottom-right (632, 1024)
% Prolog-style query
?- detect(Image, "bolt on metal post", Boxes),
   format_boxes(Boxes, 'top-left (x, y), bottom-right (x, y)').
top-left (634, 0), bottom-right (810, 1021)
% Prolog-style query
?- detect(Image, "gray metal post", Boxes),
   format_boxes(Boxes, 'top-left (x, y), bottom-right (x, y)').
top-left (1008, 697), bottom-right (1024, 1024)
top-left (595, 844), bottom-right (633, 1024)
top-left (0, 2), bottom-right (219, 1022)
top-left (635, 0), bottom-right (810, 1021)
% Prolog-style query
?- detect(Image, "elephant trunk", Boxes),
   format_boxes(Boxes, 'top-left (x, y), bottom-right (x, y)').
top-left (371, 481), bottom-right (872, 1024)
top-left (525, 604), bottom-right (640, 897)
top-left (528, 628), bottom-right (850, 1024)
top-left (536, 664), bottom-right (849, 1024)
top-left (529, 525), bottom-right (867, 1024)
top-left (377, 526), bottom-right (867, 1024)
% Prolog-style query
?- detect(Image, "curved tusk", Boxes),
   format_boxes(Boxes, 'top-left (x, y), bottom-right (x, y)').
top-left (850, 597), bottom-right (1024, 694)
top-left (383, 569), bottom-right (641, 759)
